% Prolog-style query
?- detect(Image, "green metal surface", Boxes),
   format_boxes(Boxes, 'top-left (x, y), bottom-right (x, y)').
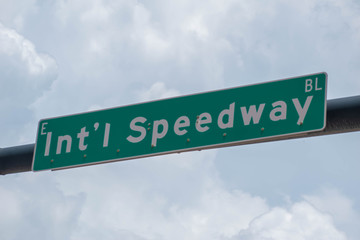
top-left (33, 73), bottom-right (327, 171)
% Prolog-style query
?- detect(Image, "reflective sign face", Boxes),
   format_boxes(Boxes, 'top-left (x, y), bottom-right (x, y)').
top-left (32, 72), bottom-right (327, 171)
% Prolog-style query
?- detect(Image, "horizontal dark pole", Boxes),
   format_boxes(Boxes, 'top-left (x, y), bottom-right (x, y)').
top-left (0, 144), bottom-right (34, 175)
top-left (1, 96), bottom-right (360, 175)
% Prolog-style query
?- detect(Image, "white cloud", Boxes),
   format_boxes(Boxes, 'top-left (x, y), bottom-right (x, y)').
top-left (79, 0), bottom-right (113, 24)
top-left (304, 188), bottom-right (360, 240)
top-left (0, 187), bottom-right (22, 239)
top-left (0, 173), bottom-right (84, 240)
top-left (170, 188), bottom-right (268, 239)
top-left (1, 0), bottom-right (360, 239)
top-left (237, 201), bottom-right (347, 240)
top-left (0, 1), bottom-right (37, 31)
top-left (51, 150), bottom-right (270, 240)
top-left (3, 0), bottom-right (360, 108)
top-left (137, 81), bottom-right (180, 102)
top-left (0, 22), bottom-right (57, 89)
top-left (0, 22), bottom-right (57, 146)
top-left (183, 15), bottom-right (209, 41)
top-left (2, 152), bottom-right (349, 240)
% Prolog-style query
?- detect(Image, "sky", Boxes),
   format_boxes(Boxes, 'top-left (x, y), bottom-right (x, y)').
top-left (0, 0), bottom-right (360, 239)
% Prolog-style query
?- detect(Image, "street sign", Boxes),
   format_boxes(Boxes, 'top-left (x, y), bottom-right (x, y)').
top-left (32, 72), bottom-right (327, 171)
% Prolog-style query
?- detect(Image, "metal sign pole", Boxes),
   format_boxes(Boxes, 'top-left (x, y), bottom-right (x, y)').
top-left (1, 96), bottom-right (360, 175)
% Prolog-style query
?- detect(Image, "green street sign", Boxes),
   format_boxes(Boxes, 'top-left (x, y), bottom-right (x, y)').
top-left (32, 72), bottom-right (327, 171)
